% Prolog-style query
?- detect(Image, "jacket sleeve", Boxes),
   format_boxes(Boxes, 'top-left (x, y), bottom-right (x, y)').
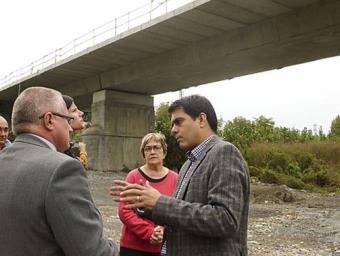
top-left (118, 174), bottom-right (155, 241)
top-left (45, 158), bottom-right (118, 256)
top-left (152, 143), bottom-right (250, 238)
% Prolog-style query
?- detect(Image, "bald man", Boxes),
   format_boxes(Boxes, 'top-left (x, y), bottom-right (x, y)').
top-left (0, 115), bottom-right (11, 150)
top-left (0, 87), bottom-right (118, 256)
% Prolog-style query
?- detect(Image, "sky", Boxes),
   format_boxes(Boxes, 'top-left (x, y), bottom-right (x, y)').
top-left (1, 0), bottom-right (339, 133)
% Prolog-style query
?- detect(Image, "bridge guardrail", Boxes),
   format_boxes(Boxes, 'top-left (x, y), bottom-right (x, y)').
top-left (0, 0), bottom-right (194, 89)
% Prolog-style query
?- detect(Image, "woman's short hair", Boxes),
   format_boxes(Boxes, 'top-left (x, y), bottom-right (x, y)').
top-left (140, 132), bottom-right (167, 158)
top-left (62, 95), bottom-right (74, 110)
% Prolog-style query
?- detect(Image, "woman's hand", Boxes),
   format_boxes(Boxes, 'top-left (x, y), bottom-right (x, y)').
top-left (78, 142), bottom-right (86, 152)
top-left (150, 225), bottom-right (164, 244)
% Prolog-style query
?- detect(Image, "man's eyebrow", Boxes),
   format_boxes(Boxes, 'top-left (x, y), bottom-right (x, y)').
top-left (171, 117), bottom-right (184, 124)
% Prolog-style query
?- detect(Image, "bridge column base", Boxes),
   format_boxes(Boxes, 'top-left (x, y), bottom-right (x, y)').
top-left (83, 90), bottom-right (154, 171)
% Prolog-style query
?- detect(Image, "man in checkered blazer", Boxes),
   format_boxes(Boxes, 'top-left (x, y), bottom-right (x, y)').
top-left (112, 95), bottom-right (250, 256)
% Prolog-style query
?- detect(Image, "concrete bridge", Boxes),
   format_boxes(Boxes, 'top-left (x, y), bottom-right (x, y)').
top-left (1, 0), bottom-right (340, 170)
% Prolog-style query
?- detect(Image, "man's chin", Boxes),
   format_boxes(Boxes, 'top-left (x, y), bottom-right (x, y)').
top-left (178, 142), bottom-right (188, 151)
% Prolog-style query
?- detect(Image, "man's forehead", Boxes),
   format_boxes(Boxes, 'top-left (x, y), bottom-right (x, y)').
top-left (0, 117), bottom-right (8, 127)
top-left (170, 108), bottom-right (188, 121)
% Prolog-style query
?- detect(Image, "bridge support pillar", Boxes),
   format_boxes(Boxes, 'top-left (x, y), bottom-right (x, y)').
top-left (83, 90), bottom-right (154, 171)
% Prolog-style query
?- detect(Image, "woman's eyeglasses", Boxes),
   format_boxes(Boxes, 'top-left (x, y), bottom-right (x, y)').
top-left (144, 145), bottom-right (162, 153)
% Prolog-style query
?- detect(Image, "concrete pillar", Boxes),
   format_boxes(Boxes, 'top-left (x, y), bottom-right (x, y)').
top-left (83, 90), bottom-right (154, 171)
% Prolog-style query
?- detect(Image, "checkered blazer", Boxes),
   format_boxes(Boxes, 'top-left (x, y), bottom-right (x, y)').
top-left (153, 135), bottom-right (250, 256)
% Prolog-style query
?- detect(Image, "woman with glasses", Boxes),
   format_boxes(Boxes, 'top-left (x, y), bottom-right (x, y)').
top-left (62, 95), bottom-right (88, 167)
top-left (119, 132), bottom-right (178, 256)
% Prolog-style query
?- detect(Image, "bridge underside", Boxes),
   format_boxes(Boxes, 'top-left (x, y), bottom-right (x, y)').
top-left (1, 0), bottom-right (339, 170)
top-left (1, 0), bottom-right (338, 101)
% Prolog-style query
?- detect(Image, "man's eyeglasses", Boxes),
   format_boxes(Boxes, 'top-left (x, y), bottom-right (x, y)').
top-left (144, 145), bottom-right (163, 153)
top-left (39, 112), bottom-right (74, 125)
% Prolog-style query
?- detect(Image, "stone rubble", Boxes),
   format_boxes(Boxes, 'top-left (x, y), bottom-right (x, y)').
top-left (88, 171), bottom-right (340, 256)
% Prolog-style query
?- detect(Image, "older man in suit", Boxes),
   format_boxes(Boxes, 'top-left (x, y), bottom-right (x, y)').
top-left (0, 87), bottom-right (118, 256)
top-left (111, 95), bottom-right (250, 256)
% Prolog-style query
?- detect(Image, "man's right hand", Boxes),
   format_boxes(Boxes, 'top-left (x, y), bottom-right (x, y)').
top-left (109, 180), bottom-right (162, 210)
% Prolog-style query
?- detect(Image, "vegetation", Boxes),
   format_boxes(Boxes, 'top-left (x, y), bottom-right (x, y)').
top-left (245, 142), bottom-right (339, 192)
top-left (329, 115), bottom-right (340, 140)
top-left (155, 103), bottom-right (340, 193)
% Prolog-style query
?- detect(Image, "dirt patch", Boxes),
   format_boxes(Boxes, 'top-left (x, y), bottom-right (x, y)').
top-left (87, 171), bottom-right (340, 255)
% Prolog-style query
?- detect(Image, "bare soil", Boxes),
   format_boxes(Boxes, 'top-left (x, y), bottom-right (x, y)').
top-left (87, 171), bottom-right (340, 256)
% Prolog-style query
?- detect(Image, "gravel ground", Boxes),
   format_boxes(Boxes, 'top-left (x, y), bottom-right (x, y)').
top-left (87, 171), bottom-right (340, 256)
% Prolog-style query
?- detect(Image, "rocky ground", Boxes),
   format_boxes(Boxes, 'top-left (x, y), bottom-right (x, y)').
top-left (88, 171), bottom-right (340, 256)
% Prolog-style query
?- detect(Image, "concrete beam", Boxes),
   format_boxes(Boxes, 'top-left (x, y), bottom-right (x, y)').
top-left (85, 0), bottom-right (340, 94)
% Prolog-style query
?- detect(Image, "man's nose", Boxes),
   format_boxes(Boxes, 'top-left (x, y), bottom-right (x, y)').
top-left (171, 125), bottom-right (177, 134)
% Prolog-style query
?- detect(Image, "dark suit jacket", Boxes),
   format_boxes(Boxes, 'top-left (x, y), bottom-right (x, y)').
top-left (0, 134), bottom-right (118, 256)
top-left (153, 135), bottom-right (250, 256)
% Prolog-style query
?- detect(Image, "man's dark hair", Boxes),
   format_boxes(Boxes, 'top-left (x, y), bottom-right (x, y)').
top-left (168, 95), bottom-right (218, 133)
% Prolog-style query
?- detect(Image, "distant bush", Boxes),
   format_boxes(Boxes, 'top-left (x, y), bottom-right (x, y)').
top-left (245, 142), bottom-right (339, 191)
top-left (248, 166), bottom-right (263, 177)
top-left (266, 150), bottom-right (291, 174)
top-left (259, 169), bottom-right (280, 184)
top-left (302, 167), bottom-right (331, 187)
top-left (280, 175), bottom-right (305, 190)
top-left (294, 151), bottom-right (314, 171)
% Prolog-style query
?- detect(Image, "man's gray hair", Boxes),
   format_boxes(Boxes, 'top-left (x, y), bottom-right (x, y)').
top-left (12, 87), bottom-right (63, 135)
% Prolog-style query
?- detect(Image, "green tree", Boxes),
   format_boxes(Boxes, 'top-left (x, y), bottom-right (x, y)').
top-left (253, 116), bottom-right (280, 143)
top-left (329, 115), bottom-right (340, 138)
top-left (217, 116), bottom-right (225, 137)
top-left (277, 127), bottom-right (300, 143)
top-left (222, 117), bottom-right (255, 151)
top-left (299, 127), bottom-right (314, 143)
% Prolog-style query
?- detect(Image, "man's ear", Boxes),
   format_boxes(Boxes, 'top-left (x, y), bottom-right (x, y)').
top-left (198, 112), bottom-right (208, 128)
top-left (41, 113), bottom-right (54, 131)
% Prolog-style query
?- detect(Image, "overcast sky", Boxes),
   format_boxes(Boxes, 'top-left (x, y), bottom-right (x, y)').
top-left (1, 0), bottom-right (339, 133)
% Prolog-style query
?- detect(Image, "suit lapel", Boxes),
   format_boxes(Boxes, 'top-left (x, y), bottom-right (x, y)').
top-left (176, 135), bottom-right (219, 199)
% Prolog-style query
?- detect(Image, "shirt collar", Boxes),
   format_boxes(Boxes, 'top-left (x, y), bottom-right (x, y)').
top-left (4, 139), bottom-right (11, 147)
top-left (30, 134), bottom-right (57, 151)
top-left (186, 135), bottom-right (215, 162)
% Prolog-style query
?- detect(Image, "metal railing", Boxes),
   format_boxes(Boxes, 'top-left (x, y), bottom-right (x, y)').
top-left (0, 0), bottom-right (194, 89)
